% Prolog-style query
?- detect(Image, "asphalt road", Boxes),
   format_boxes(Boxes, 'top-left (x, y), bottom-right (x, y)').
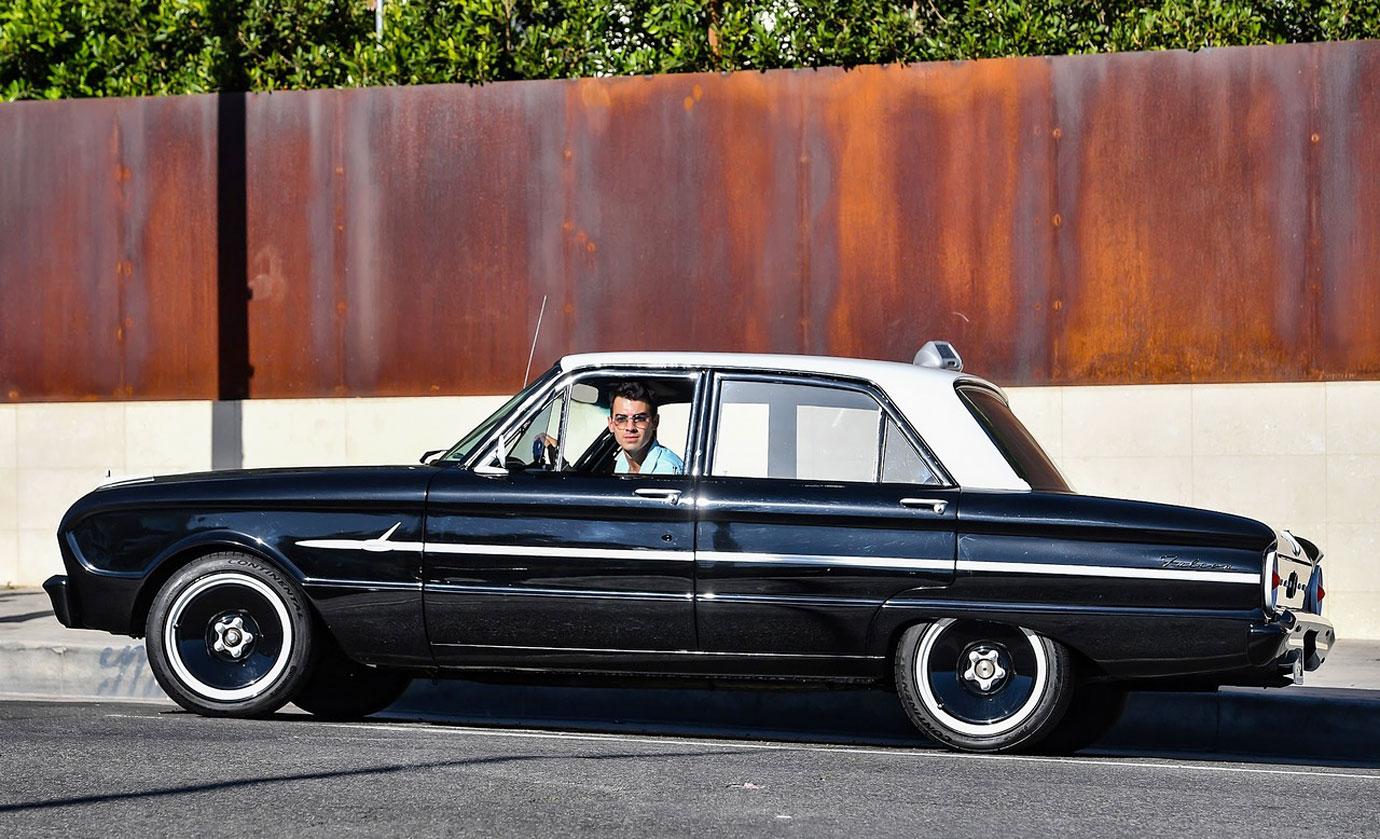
top-left (2, 699), bottom-right (1378, 838)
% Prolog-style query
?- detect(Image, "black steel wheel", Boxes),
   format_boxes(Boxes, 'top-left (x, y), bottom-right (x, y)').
top-left (145, 552), bottom-right (315, 717)
top-left (895, 619), bottom-right (1075, 753)
top-left (291, 632), bottom-right (411, 721)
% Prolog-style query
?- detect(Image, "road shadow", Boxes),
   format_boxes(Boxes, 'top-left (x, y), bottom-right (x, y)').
top-left (339, 679), bottom-right (1380, 770)
top-left (0, 610), bottom-right (55, 624)
top-left (0, 745), bottom-right (730, 814)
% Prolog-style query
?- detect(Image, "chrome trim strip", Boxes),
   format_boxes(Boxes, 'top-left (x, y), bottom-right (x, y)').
top-left (296, 538), bottom-right (426, 553)
top-left (296, 536), bottom-right (1253, 584)
top-left (427, 583), bottom-right (692, 601)
top-left (301, 577), bottom-right (422, 591)
top-left (956, 559), bottom-right (1259, 585)
top-left (696, 550), bottom-right (952, 572)
top-left (427, 543), bottom-right (691, 562)
top-left (880, 599), bottom-right (1261, 620)
top-left (697, 592), bottom-right (882, 607)
top-left (433, 642), bottom-right (880, 659)
top-left (297, 527), bottom-right (691, 563)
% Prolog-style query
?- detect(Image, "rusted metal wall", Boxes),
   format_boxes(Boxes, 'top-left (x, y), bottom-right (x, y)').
top-left (3, 40), bottom-right (1379, 401)
top-left (0, 96), bottom-right (220, 401)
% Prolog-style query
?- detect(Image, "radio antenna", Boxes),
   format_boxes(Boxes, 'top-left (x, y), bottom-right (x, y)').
top-left (523, 294), bottom-right (548, 386)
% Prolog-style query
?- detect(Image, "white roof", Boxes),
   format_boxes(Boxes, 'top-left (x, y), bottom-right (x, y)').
top-left (559, 351), bottom-right (1029, 490)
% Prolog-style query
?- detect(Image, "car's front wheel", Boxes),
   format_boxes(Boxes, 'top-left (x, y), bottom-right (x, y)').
top-left (894, 619), bottom-right (1075, 753)
top-left (145, 553), bottom-right (315, 717)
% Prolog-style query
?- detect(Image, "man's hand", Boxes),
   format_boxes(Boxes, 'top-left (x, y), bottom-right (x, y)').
top-left (531, 433), bottom-right (559, 467)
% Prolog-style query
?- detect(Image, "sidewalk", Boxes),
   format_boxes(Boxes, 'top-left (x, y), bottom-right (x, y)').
top-left (4, 587), bottom-right (1378, 759)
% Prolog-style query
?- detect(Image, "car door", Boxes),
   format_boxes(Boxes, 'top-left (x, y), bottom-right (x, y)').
top-left (694, 372), bottom-right (958, 661)
top-left (424, 370), bottom-right (703, 667)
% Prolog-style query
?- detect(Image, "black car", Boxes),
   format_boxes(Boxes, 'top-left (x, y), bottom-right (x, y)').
top-left (43, 348), bottom-right (1333, 753)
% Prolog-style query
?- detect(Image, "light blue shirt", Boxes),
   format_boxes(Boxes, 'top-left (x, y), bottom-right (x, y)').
top-left (615, 441), bottom-right (685, 475)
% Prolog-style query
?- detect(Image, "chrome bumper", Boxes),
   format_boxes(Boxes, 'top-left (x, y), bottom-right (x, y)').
top-left (1248, 608), bottom-right (1335, 683)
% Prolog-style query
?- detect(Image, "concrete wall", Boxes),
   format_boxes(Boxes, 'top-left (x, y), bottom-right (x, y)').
top-left (1004, 381), bottom-right (1380, 640)
top-left (3, 383), bottom-right (1375, 638)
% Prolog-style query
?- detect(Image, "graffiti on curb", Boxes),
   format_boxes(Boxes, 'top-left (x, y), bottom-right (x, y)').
top-left (96, 645), bottom-right (164, 699)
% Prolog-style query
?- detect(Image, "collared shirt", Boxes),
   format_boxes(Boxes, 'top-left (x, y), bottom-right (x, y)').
top-left (615, 441), bottom-right (685, 475)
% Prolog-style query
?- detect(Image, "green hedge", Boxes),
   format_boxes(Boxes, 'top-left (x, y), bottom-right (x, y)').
top-left (3, 0), bottom-right (1379, 100)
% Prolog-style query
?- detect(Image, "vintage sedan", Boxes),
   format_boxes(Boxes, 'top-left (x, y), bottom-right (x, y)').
top-left (43, 346), bottom-right (1333, 753)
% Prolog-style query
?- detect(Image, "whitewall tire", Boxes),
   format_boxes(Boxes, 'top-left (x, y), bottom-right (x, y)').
top-left (894, 619), bottom-right (1074, 753)
top-left (145, 552), bottom-right (315, 717)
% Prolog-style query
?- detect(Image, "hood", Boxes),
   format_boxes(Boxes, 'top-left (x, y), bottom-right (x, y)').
top-left (62, 465), bottom-right (434, 531)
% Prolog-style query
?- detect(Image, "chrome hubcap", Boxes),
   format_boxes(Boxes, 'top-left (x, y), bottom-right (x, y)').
top-left (962, 647), bottom-right (1008, 692)
top-left (916, 620), bottom-right (1049, 737)
top-left (165, 572), bottom-right (292, 702)
top-left (211, 613), bottom-right (256, 660)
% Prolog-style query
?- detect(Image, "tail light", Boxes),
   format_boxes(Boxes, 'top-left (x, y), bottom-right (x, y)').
top-left (1306, 565), bottom-right (1326, 616)
top-left (1262, 549), bottom-right (1280, 614)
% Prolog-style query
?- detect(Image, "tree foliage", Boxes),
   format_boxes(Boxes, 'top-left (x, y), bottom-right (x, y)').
top-left (3, 0), bottom-right (1379, 100)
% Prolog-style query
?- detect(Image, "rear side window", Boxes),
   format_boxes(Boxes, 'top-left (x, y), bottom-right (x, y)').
top-left (710, 378), bottom-right (942, 486)
top-left (957, 385), bottom-right (1069, 492)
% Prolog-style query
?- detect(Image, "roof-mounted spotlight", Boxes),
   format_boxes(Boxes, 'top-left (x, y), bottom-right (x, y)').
top-left (913, 340), bottom-right (963, 372)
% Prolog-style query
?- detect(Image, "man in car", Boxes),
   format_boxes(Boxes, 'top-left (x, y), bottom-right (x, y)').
top-left (608, 381), bottom-right (685, 475)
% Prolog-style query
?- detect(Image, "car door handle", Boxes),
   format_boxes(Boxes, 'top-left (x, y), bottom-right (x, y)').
top-left (900, 497), bottom-right (948, 514)
top-left (634, 488), bottom-right (684, 504)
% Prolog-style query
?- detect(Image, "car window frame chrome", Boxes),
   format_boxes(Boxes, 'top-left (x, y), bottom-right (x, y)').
top-left (702, 368), bottom-right (956, 489)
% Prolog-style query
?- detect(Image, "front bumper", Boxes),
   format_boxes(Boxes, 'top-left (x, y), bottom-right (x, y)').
top-left (43, 575), bottom-right (81, 629)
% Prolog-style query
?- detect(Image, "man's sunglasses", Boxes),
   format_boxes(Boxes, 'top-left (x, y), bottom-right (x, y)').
top-left (611, 413), bottom-right (653, 428)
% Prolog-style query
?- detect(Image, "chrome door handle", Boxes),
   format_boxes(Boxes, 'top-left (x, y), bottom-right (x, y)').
top-left (900, 497), bottom-right (948, 514)
top-left (634, 488), bottom-right (683, 504)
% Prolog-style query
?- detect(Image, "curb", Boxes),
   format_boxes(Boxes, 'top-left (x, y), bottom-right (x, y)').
top-left (0, 639), bottom-right (165, 703)
top-left (1107, 687), bottom-right (1380, 761)
top-left (3, 637), bottom-right (1378, 760)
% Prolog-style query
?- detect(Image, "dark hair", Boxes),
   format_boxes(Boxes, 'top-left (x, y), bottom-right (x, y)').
top-left (611, 381), bottom-right (658, 414)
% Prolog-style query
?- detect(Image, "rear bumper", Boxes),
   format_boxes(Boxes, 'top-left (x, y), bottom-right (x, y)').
top-left (1240, 609), bottom-right (1334, 686)
top-left (43, 575), bottom-right (81, 629)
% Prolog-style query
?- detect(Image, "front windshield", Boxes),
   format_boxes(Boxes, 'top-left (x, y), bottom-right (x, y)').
top-left (438, 365), bottom-right (561, 463)
top-left (956, 384), bottom-right (1070, 492)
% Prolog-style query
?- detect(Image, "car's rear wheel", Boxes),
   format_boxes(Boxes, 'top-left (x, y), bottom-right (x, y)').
top-left (894, 619), bottom-right (1075, 753)
top-left (291, 632), bottom-right (412, 721)
top-left (145, 553), bottom-right (314, 717)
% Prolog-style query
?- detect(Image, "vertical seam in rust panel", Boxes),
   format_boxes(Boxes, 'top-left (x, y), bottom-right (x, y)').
top-left (561, 84), bottom-right (576, 356)
top-left (1046, 56), bottom-right (1064, 384)
top-left (796, 80), bottom-right (810, 354)
top-left (1304, 46), bottom-right (1324, 381)
top-left (113, 112), bottom-right (129, 399)
top-left (333, 92), bottom-right (348, 394)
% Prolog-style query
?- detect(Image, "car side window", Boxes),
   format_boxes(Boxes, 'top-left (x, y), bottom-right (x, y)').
top-left (711, 378), bottom-right (942, 486)
top-left (561, 377), bottom-right (695, 474)
top-left (711, 380), bottom-right (881, 482)
top-left (504, 390), bottom-right (567, 470)
top-left (882, 416), bottom-right (938, 485)
top-left (480, 375), bottom-right (699, 475)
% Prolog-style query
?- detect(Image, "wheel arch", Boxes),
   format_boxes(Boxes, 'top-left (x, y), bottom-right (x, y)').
top-left (130, 531), bottom-right (308, 636)
top-left (870, 605), bottom-right (1107, 690)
